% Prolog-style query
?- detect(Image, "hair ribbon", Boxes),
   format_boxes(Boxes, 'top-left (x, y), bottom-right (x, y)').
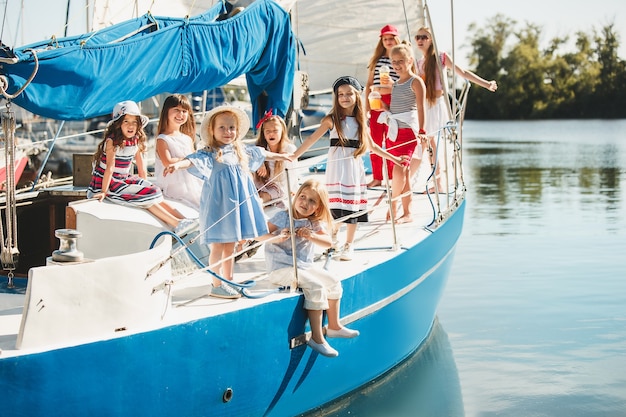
top-left (256, 108), bottom-right (274, 130)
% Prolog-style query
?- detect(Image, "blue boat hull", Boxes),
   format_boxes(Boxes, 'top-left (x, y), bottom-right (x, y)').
top-left (1, 200), bottom-right (464, 417)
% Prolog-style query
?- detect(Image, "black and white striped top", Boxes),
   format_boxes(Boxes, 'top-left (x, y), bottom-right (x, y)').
top-left (373, 57), bottom-right (399, 87)
top-left (390, 76), bottom-right (418, 128)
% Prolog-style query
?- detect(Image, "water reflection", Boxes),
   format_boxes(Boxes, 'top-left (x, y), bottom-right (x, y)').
top-left (463, 120), bottom-right (626, 235)
top-left (440, 120), bottom-right (626, 416)
top-left (308, 320), bottom-right (464, 417)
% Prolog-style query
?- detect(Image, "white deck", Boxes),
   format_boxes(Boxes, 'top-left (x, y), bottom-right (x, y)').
top-left (0, 180), bottom-right (458, 355)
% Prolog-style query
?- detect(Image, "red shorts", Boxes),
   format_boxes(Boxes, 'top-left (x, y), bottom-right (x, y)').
top-left (387, 128), bottom-right (417, 159)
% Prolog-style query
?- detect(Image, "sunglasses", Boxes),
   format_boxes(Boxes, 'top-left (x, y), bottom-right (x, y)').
top-left (414, 35), bottom-right (430, 41)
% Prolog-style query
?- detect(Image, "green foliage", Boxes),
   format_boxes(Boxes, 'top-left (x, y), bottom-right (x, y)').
top-left (462, 16), bottom-right (626, 119)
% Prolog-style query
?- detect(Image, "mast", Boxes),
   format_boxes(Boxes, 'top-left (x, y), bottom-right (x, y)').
top-left (64, 0), bottom-right (71, 36)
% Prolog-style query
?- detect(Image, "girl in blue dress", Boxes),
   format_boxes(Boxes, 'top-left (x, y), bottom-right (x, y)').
top-left (163, 104), bottom-right (293, 299)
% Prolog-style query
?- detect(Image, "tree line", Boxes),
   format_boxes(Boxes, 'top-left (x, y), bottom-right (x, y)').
top-left (461, 14), bottom-right (626, 119)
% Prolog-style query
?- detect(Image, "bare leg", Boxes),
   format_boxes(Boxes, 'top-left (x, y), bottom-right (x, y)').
top-left (326, 298), bottom-right (360, 339)
top-left (398, 169), bottom-right (413, 224)
top-left (345, 223), bottom-right (357, 245)
top-left (409, 156), bottom-right (422, 181)
top-left (159, 201), bottom-right (185, 219)
top-left (327, 298), bottom-right (342, 331)
top-left (388, 163), bottom-right (405, 221)
top-left (389, 164), bottom-right (413, 223)
top-left (209, 242), bottom-right (237, 286)
top-left (308, 309), bottom-right (326, 344)
top-left (221, 242), bottom-right (236, 281)
top-left (147, 204), bottom-right (181, 228)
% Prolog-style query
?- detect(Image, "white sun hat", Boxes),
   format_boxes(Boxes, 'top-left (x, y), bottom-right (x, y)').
top-left (200, 103), bottom-right (251, 144)
top-left (107, 100), bottom-right (150, 128)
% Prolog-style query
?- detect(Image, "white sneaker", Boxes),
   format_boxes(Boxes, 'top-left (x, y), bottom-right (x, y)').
top-left (338, 243), bottom-right (353, 261)
top-left (173, 219), bottom-right (196, 236)
top-left (307, 338), bottom-right (338, 357)
top-left (210, 283), bottom-right (241, 299)
top-left (326, 327), bottom-right (360, 338)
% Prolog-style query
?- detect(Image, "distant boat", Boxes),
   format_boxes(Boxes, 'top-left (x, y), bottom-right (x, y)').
top-left (0, 148), bottom-right (29, 190)
top-left (0, 1), bottom-right (469, 416)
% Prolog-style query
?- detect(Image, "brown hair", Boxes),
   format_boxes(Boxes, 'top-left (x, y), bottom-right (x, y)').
top-left (254, 115), bottom-right (292, 183)
top-left (367, 34), bottom-right (401, 70)
top-left (416, 27), bottom-right (439, 106)
top-left (157, 94), bottom-right (196, 139)
top-left (93, 115), bottom-right (147, 163)
top-left (328, 84), bottom-right (368, 158)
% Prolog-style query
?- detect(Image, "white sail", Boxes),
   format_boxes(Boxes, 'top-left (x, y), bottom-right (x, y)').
top-left (292, 0), bottom-right (423, 90)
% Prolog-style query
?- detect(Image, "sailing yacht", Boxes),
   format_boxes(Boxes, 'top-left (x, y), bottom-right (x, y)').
top-left (0, 1), bottom-right (468, 416)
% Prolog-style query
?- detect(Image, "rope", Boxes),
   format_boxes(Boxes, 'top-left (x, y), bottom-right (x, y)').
top-left (148, 230), bottom-right (292, 299)
top-left (0, 49), bottom-right (39, 100)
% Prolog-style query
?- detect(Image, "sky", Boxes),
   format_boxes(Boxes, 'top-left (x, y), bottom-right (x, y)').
top-left (1, 0), bottom-right (625, 68)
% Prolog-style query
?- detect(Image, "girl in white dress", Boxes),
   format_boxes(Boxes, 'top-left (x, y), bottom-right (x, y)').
top-left (411, 26), bottom-right (497, 193)
top-left (154, 94), bottom-right (203, 209)
top-left (294, 76), bottom-right (407, 261)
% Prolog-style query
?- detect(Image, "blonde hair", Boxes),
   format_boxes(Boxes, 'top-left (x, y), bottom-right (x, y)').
top-left (93, 115), bottom-right (147, 163)
top-left (328, 84), bottom-right (368, 158)
top-left (202, 110), bottom-right (249, 171)
top-left (254, 115), bottom-right (292, 183)
top-left (390, 43), bottom-right (417, 74)
top-left (416, 27), bottom-right (439, 106)
top-left (293, 179), bottom-right (333, 232)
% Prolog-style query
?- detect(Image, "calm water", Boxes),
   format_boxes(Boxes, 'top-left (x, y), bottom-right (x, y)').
top-left (319, 120), bottom-right (626, 416)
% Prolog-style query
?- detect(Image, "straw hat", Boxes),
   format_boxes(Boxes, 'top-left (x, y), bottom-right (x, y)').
top-left (200, 104), bottom-right (250, 143)
top-left (107, 100), bottom-right (149, 128)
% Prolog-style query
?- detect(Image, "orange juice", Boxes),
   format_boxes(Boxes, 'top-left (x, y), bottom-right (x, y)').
top-left (379, 65), bottom-right (391, 85)
top-left (368, 88), bottom-right (382, 110)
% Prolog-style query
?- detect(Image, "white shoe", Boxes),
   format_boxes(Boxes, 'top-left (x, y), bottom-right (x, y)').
top-left (338, 243), bottom-right (353, 261)
top-left (326, 327), bottom-right (360, 338)
top-left (307, 338), bottom-right (338, 357)
top-left (210, 283), bottom-right (241, 299)
top-left (173, 219), bottom-right (196, 236)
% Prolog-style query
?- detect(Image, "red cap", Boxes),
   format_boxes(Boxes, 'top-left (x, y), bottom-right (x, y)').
top-left (380, 24), bottom-right (399, 37)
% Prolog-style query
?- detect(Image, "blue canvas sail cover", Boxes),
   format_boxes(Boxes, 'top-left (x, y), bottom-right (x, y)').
top-left (0, 0), bottom-right (295, 125)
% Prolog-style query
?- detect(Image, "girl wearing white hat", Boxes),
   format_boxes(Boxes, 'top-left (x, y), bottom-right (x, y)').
top-left (88, 101), bottom-right (195, 234)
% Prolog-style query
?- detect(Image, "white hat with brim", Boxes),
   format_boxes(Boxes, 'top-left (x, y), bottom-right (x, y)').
top-left (200, 104), bottom-right (250, 144)
top-left (107, 100), bottom-right (150, 128)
